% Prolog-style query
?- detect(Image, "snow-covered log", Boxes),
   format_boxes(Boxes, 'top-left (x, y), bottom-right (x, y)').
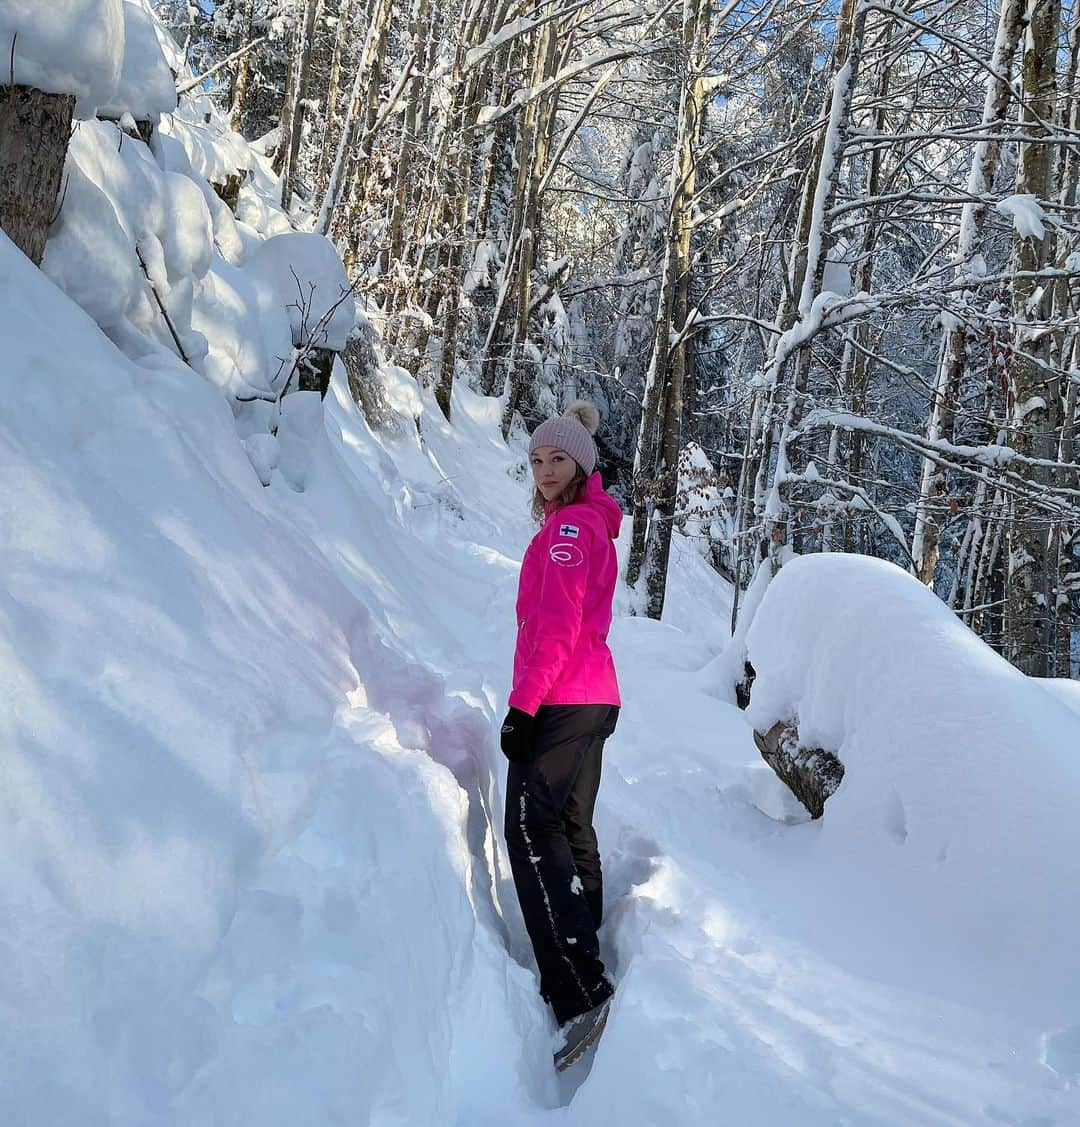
top-left (752, 720), bottom-right (844, 819)
top-left (746, 551), bottom-right (1080, 1011)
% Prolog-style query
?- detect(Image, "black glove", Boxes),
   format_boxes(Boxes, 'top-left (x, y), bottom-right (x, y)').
top-left (500, 707), bottom-right (537, 764)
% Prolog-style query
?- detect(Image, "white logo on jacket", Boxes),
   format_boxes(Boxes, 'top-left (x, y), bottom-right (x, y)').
top-left (549, 543), bottom-right (585, 567)
top-left (559, 524), bottom-right (580, 538)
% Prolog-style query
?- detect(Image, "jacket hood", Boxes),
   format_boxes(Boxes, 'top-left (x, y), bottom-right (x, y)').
top-left (546, 471), bottom-right (623, 539)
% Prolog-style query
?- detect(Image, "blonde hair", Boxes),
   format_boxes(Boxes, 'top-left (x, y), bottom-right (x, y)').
top-left (531, 463), bottom-right (588, 523)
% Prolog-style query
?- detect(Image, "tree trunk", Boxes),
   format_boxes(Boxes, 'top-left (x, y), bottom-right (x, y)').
top-left (911, 0), bottom-right (1024, 586)
top-left (500, 19), bottom-right (563, 438)
top-left (344, 330), bottom-right (401, 435)
top-left (762, 0), bottom-right (867, 575)
top-left (400, 0), bottom-right (496, 395)
top-left (339, 0), bottom-right (395, 272)
top-left (0, 86), bottom-right (75, 266)
top-left (831, 14), bottom-right (894, 556)
top-left (731, 44), bottom-right (834, 595)
top-left (1004, 0), bottom-right (1062, 676)
top-left (1054, 349), bottom-right (1077, 674)
top-left (382, 0), bottom-right (430, 275)
top-left (626, 0), bottom-right (711, 616)
top-left (316, 0), bottom-right (391, 242)
top-left (314, 0), bottom-right (354, 195)
top-left (281, 0), bottom-right (321, 211)
top-left (228, 0), bottom-right (257, 131)
top-left (273, 20), bottom-right (300, 176)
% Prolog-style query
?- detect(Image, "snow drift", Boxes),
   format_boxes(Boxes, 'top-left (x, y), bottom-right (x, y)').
top-left (746, 553), bottom-right (1080, 1020)
top-left (0, 227), bottom-right (542, 1124)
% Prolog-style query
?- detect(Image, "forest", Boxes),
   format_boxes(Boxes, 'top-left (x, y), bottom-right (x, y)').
top-left (147, 0), bottom-right (1078, 677)
top-left (3, 0), bottom-right (1077, 672)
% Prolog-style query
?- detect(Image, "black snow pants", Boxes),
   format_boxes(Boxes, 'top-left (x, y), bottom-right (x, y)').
top-left (504, 703), bottom-right (619, 1025)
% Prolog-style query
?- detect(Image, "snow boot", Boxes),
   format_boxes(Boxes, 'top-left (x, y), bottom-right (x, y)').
top-left (553, 999), bottom-right (610, 1072)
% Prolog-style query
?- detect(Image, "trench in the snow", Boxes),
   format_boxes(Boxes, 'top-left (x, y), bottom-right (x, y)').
top-left (340, 604), bottom-right (668, 1098)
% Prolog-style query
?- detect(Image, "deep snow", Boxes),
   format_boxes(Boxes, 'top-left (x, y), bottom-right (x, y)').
top-left (2, 2), bottom-right (1079, 1115)
top-left (3, 228), bottom-right (1080, 1123)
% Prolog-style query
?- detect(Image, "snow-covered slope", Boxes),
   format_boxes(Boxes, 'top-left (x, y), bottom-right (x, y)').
top-left (0, 229), bottom-right (534, 1122)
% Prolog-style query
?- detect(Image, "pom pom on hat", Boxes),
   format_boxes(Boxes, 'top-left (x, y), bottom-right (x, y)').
top-left (529, 399), bottom-right (600, 474)
top-left (564, 399), bottom-right (600, 436)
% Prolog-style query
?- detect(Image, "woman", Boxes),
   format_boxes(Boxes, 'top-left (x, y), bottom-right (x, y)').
top-left (500, 399), bottom-right (622, 1071)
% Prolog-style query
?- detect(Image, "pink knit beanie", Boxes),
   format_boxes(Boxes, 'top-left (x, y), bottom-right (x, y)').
top-left (529, 400), bottom-right (600, 474)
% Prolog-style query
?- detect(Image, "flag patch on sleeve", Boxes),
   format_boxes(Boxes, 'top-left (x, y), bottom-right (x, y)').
top-left (559, 523), bottom-right (580, 538)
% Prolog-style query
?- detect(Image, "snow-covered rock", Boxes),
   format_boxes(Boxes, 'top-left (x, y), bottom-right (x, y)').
top-left (159, 94), bottom-right (251, 187)
top-left (746, 552), bottom-right (1080, 1019)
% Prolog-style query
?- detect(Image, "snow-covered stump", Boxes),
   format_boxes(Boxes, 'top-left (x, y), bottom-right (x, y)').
top-left (158, 96), bottom-right (252, 221)
top-left (247, 232), bottom-right (357, 402)
top-left (211, 170), bottom-right (246, 213)
top-left (298, 346), bottom-right (334, 398)
top-left (0, 85), bottom-right (75, 265)
top-left (99, 110), bottom-right (155, 146)
top-left (752, 720), bottom-right (845, 820)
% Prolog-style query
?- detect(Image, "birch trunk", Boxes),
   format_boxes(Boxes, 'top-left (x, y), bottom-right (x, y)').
top-left (762, 0), bottom-right (868, 574)
top-left (911, 0), bottom-right (1024, 585)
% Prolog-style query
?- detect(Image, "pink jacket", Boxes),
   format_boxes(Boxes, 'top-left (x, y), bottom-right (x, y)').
top-left (509, 472), bottom-right (622, 716)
